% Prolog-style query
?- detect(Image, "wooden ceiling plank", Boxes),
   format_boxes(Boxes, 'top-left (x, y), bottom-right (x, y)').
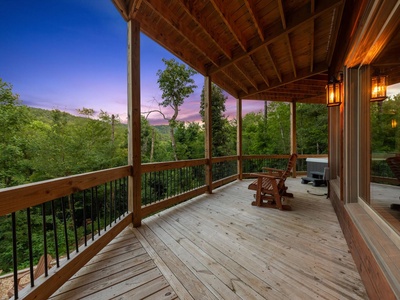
top-left (209, 0), bottom-right (248, 52)
top-left (244, 0), bottom-right (265, 41)
top-left (136, 17), bottom-right (207, 74)
top-left (265, 45), bottom-right (282, 82)
top-left (178, 0), bottom-right (233, 59)
top-left (249, 54), bottom-right (270, 86)
top-left (234, 63), bottom-right (259, 90)
top-left (285, 34), bottom-right (297, 78)
top-left (239, 62), bottom-right (328, 99)
top-left (277, 0), bottom-right (287, 29)
top-left (143, 0), bottom-right (220, 67)
top-left (209, 0), bottom-right (342, 75)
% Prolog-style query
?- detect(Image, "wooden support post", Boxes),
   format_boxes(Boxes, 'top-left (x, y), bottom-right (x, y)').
top-left (290, 102), bottom-right (297, 178)
top-left (204, 76), bottom-right (213, 194)
top-left (127, 19), bottom-right (142, 227)
top-left (237, 98), bottom-right (243, 180)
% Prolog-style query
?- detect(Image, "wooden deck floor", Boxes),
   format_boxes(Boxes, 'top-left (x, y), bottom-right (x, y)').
top-left (51, 178), bottom-right (368, 299)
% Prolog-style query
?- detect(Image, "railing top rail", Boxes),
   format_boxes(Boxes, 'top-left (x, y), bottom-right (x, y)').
top-left (211, 155), bottom-right (238, 163)
top-left (141, 158), bottom-right (207, 173)
top-left (0, 165), bottom-right (131, 217)
top-left (243, 154), bottom-right (328, 160)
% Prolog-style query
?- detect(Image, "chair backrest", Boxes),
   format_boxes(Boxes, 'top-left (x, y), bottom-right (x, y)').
top-left (278, 153), bottom-right (297, 189)
top-left (387, 156), bottom-right (400, 181)
top-left (34, 254), bottom-right (52, 279)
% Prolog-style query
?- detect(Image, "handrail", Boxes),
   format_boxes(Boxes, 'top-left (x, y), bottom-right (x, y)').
top-left (0, 166), bottom-right (131, 216)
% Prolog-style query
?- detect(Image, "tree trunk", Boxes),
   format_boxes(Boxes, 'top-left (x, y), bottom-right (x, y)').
top-left (150, 129), bottom-right (155, 162)
top-left (169, 126), bottom-right (178, 161)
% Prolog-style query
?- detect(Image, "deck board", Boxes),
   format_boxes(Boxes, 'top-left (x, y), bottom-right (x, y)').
top-left (50, 178), bottom-right (367, 299)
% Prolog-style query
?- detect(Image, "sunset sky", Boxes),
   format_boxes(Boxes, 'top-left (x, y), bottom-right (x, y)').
top-left (0, 0), bottom-right (266, 125)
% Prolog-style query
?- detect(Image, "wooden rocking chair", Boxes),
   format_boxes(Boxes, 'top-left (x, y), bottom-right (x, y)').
top-left (7, 254), bottom-right (52, 298)
top-left (248, 153), bottom-right (297, 210)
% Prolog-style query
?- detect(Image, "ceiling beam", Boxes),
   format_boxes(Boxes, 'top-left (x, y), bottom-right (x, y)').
top-left (208, 0), bottom-right (342, 75)
top-left (128, 0), bottom-right (143, 19)
top-left (210, 0), bottom-right (247, 51)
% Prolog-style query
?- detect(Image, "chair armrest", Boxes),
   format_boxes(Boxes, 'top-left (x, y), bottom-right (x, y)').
top-left (250, 173), bottom-right (280, 180)
top-left (261, 167), bottom-right (284, 176)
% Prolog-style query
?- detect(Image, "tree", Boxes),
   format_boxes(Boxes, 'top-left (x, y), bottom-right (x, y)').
top-left (200, 83), bottom-right (234, 156)
top-left (296, 103), bottom-right (328, 154)
top-left (156, 58), bottom-right (197, 161)
top-left (0, 79), bottom-right (31, 187)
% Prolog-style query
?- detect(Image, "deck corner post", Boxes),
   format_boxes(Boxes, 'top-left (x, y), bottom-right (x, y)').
top-left (204, 76), bottom-right (213, 194)
top-left (290, 101), bottom-right (297, 178)
top-left (127, 19), bottom-right (142, 227)
top-left (237, 98), bottom-right (243, 180)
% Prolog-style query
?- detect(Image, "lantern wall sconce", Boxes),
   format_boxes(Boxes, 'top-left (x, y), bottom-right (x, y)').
top-left (371, 74), bottom-right (388, 101)
top-left (392, 119), bottom-right (397, 129)
top-left (326, 75), bottom-right (342, 107)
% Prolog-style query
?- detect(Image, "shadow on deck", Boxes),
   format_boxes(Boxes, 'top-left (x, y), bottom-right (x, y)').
top-left (50, 178), bottom-right (368, 299)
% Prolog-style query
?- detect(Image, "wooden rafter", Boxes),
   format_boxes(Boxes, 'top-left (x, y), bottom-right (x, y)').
top-left (177, 0), bottom-right (233, 59)
top-left (244, 0), bottom-right (264, 41)
top-left (277, 0), bottom-right (287, 30)
top-left (208, 0), bottom-right (342, 75)
top-left (310, 20), bottom-right (315, 72)
top-left (265, 45), bottom-right (282, 83)
top-left (249, 54), bottom-right (270, 87)
top-left (234, 64), bottom-right (258, 91)
top-left (286, 34), bottom-right (297, 78)
top-left (143, 0), bottom-right (220, 67)
top-left (210, 0), bottom-right (247, 51)
top-left (222, 69), bottom-right (249, 94)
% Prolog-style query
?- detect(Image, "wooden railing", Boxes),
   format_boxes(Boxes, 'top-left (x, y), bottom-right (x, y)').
top-left (0, 166), bottom-right (132, 299)
top-left (0, 153), bottom-right (330, 299)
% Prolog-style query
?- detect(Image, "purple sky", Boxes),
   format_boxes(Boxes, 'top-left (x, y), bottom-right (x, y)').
top-left (0, 0), bottom-right (265, 125)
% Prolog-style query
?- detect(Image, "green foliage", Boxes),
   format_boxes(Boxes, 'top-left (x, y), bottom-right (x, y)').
top-left (175, 122), bottom-right (204, 159)
top-left (297, 103), bottom-right (328, 154)
top-left (200, 83), bottom-right (236, 156)
top-left (0, 79), bottom-right (32, 188)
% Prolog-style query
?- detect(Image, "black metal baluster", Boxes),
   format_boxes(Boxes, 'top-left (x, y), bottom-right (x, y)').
top-left (91, 187), bottom-right (94, 240)
top-left (104, 183), bottom-right (107, 231)
top-left (70, 195), bottom-right (79, 253)
top-left (42, 203), bottom-right (49, 276)
top-left (60, 197), bottom-right (70, 259)
top-left (11, 212), bottom-right (18, 299)
top-left (83, 190), bottom-right (87, 246)
top-left (109, 181), bottom-right (113, 227)
top-left (26, 208), bottom-right (34, 287)
top-left (51, 200), bottom-right (60, 267)
top-left (114, 179), bottom-right (117, 223)
top-left (96, 186), bottom-right (100, 236)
